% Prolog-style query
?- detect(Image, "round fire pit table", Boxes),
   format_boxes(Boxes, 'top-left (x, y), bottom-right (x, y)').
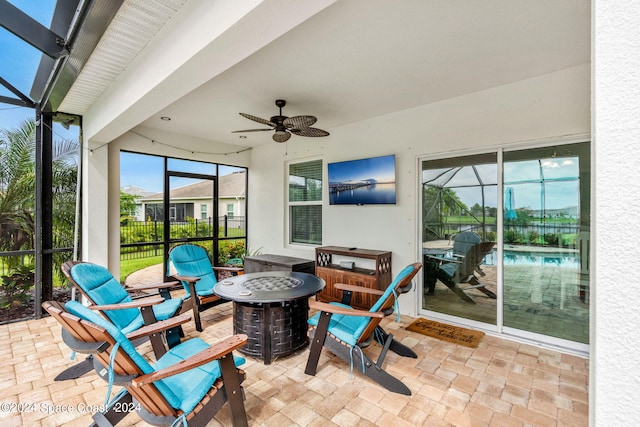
top-left (213, 271), bottom-right (325, 364)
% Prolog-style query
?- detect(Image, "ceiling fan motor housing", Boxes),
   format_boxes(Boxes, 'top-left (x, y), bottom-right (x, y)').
top-left (270, 116), bottom-right (287, 126)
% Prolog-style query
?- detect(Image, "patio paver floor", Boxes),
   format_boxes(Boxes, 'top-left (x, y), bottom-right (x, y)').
top-left (0, 301), bottom-right (588, 426)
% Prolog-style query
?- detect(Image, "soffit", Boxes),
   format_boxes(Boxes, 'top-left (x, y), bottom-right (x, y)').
top-left (57, 0), bottom-right (187, 114)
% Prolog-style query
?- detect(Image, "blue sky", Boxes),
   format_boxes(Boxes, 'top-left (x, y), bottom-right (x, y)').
top-left (0, 0), bottom-right (54, 99)
top-left (328, 154), bottom-right (396, 183)
top-left (422, 159), bottom-right (581, 211)
top-left (121, 152), bottom-right (246, 193)
top-left (2, 15), bottom-right (236, 196)
top-left (1, 1), bottom-right (79, 141)
top-left (1, 2), bottom-right (244, 194)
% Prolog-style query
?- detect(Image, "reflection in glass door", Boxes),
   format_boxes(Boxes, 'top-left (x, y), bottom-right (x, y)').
top-left (503, 143), bottom-right (590, 344)
top-left (420, 142), bottom-right (590, 349)
top-left (421, 153), bottom-right (498, 325)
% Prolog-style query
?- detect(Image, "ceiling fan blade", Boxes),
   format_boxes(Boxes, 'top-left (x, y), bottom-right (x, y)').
top-left (290, 127), bottom-right (330, 137)
top-left (232, 128), bottom-right (273, 133)
top-left (273, 131), bottom-right (291, 143)
top-left (239, 113), bottom-right (275, 127)
top-left (283, 115), bottom-right (317, 129)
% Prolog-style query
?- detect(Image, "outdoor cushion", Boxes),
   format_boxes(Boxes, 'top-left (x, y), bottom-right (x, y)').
top-left (70, 263), bottom-right (181, 333)
top-left (308, 264), bottom-right (417, 345)
top-left (64, 300), bottom-right (245, 415)
top-left (169, 244), bottom-right (218, 298)
top-left (308, 303), bottom-right (369, 346)
top-left (438, 262), bottom-right (457, 278)
top-left (369, 264), bottom-right (415, 312)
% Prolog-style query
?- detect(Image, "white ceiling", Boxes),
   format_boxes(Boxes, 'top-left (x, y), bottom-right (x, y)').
top-left (62, 0), bottom-right (591, 148)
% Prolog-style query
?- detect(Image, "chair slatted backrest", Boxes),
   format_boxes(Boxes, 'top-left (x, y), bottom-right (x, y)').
top-left (43, 301), bottom-right (178, 418)
top-left (355, 262), bottom-right (422, 345)
top-left (459, 241), bottom-right (495, 279)
top-left (452, 231), bottom-right (481, 257)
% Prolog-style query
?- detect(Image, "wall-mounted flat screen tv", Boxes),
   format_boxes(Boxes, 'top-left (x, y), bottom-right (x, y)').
top-left (328, 154), bottom-right (396, 205)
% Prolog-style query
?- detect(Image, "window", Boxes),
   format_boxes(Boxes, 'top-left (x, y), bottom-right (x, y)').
top-left (288, 160), bottom-right (322, 245)
top-left (200, 204), bottom-right (207, 219)
top-left (226, 203), bottom-right (234, 218)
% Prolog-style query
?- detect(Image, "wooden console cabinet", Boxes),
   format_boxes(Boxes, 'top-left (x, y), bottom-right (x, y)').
top-left (315, 246), bottom-right (392, 309)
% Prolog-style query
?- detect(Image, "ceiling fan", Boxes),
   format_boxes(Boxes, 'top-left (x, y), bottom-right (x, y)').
top-left (233, 99), bottom-right (330, 142)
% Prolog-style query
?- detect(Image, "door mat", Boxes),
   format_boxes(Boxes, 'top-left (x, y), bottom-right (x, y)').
top-left (406, 318), bottom-right (484, 348)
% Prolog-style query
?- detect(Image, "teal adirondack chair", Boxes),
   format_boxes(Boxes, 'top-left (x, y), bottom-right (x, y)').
top-left (168, 244), bottom-right (242, 332)
top-left (305, 263), bottom-right (422, 395)
top-left (62, 261), bottom-right (186, 357)
top-left (43, 300), bottom-right (249, 427)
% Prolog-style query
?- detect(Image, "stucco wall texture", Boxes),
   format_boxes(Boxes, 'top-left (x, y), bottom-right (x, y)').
top-left (593, 1), bottom-right (640, 425)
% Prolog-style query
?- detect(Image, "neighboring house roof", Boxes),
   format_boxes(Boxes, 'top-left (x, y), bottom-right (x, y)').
top-left (143, 171), bottom-right (246, 201)
top-left (121, 185), bottom-right (155, 198)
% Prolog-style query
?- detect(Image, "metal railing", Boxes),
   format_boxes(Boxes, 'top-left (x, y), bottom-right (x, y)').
top-left (425, 220), bottom-right (581, 246)
top-left (120, 216), bottom-right (246, 260)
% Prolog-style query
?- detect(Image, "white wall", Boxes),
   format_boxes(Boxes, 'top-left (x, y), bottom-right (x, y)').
top-left (248, 64), bottom-right (590, 317)
top-left (593, 1), bottom-right (640, 425)
top-left (81, 139), bottom-right (110, 267)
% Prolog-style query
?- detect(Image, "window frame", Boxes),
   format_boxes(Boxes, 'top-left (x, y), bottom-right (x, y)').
top-left (287, 158), bottom-right (323, 246)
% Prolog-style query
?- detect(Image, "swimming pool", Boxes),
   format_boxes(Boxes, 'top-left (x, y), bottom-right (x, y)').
top-left (483, 248), bottom-right (580, 269)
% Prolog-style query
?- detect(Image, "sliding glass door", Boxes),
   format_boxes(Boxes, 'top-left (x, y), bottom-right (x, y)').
top-left (502, 143), bottom-right (589, 344)
top-left (421, 153), bottom-right (498, 325)
top-left (420, 141), bottom-right (590, 348)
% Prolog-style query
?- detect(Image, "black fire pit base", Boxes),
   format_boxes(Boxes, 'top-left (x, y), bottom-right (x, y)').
top-left (233, 298), bottom-right (309, 364)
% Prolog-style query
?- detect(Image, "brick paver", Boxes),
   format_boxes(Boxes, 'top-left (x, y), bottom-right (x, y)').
top-left (0, 302), bottom-right (589, 426)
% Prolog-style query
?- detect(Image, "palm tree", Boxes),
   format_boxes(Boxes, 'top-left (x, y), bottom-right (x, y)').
top-left (0, 120), bottom-right (36, 257)
top-left (0, 119), bottom-right (79, 270)
top-left (423, 185), bottom-right (468, 239)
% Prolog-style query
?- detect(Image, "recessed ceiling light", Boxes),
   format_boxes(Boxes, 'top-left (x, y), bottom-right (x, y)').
top-left (160, 116), bottom-right (171, 121)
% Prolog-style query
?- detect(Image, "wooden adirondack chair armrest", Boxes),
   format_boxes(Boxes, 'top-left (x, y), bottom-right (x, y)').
top-left (132, 334), bottom-right (249, 387)
top-left (309, 300), bottom-right (385, 318)
top-left (426, 254), bottom-right (461, 263)
top-left (124, 281), bottom-right (180, 292)
top-left (126, 312), bottom-right (193, 341)
top-left (334, 283), bottom-right (385, 296)
top-left (171, 274), bottom-right (200, 284)
top-left (87, 295), bottom-right (165, 311)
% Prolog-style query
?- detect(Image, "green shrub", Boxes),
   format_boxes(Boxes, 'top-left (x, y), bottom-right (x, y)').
top-left (504, 230), bottom-right (520, 243)
top-left (543, 233), bottom-right (559, 246)
top-left (218, 240), bottom-right (246, 264)
top-left (1, 265), bottom-right (34, 312)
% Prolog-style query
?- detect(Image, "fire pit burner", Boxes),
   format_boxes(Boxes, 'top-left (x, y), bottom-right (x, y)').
top-left (241, 276), bottom-right (302, 291)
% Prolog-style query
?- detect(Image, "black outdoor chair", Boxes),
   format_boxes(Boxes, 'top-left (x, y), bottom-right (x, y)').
top-left (432, 241), bottom-right (497, 303)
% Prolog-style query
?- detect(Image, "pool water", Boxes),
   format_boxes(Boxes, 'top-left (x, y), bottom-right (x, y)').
top-left (483, 249), bottom-right (580, 269)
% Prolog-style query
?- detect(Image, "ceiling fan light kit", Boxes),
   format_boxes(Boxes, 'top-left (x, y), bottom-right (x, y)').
top-left (233, 99), bottom-right (330, 142)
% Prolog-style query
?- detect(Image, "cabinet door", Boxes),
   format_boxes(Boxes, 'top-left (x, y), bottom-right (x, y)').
top-left (316, 267), bottom-right (346, 302)
top-left (343, 271), bottom-right (378, 308)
